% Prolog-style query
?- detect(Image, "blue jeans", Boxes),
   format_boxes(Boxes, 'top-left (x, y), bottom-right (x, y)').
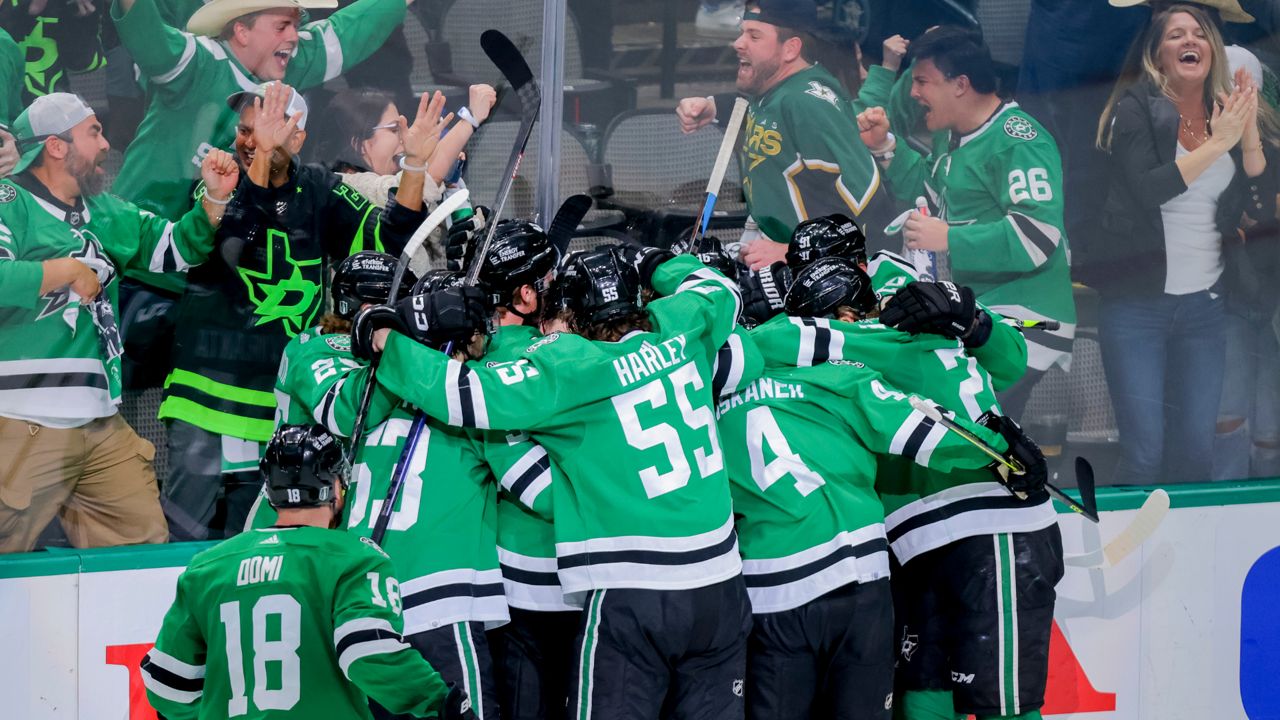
top-left (1099, 289), bottom-right (1226, 485)
top-left (1215, 307), bottom-right (1280, 480)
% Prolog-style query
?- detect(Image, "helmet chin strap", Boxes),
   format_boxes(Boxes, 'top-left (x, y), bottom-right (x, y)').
top-left (506, 301), bottom-right (541, 327)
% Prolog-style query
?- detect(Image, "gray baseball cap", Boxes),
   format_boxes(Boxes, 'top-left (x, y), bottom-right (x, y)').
top-left (11, 93), bottom-right (96, 174)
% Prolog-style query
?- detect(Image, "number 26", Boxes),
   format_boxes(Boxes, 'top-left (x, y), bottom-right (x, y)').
top-left (1008, 168), bottom-right (1052, 203)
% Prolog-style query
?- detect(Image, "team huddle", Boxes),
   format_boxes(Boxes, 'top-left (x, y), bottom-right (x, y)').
top-left (141, 210), bottom-right (1064, 720)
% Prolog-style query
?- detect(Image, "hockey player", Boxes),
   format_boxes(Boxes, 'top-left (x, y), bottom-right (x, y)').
top-left (753, 258), bottom-right (1062, 720)
top-left (141, 423), bottom-right (475, 720)
top-left (857, 27), bottom-right (1076, 419)
top-left (717, 256), bottom-right (1045, 720)
top-left (358, 247), bottom-right (753, 719)
top-left (158, 82), bottom-right (441, 542)
top-left (0, 93), bottom-right (237, 553)
top-left (785, 213), bottom-right (1030, 391)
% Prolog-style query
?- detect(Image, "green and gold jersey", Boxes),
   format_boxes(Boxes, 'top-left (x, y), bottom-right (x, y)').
top-left (376, 256), bottom-right (749, 604)
top-left (749, 313), bottom-right (1057, 564)
top-left (882, 101), bottom-right (1076, 371)
top-left (741, 63), bottom-right (896, 248)
top-left (141, 527), bottom-right (450, 720)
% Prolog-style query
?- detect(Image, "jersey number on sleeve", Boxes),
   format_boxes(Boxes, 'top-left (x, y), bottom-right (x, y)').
top-left (1008, 168), bottom-right (1052, 204)
top-left (745, 406), bottom-right (826, 496)
top-left (612, 362), bottom-right (724, 499)
top-left (219, 595), bottom-right (302, 716)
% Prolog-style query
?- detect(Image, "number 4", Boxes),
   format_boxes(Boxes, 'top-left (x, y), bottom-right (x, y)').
top-left (1008, 168), bottom-right (1052, 204)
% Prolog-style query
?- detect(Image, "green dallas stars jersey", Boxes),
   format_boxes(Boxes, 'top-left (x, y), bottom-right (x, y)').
top-left (376, 256), bottom-right (749, 605)
top-left (867, 249), bottom-right (1029, 391)
top-left (741, 63), bottom-right (896, 248)
top-left (715, 360), bottom-right (1003, 614)
top-left (749, 313), bottom-right (1057, 565)
top-left (141, 526), bottom-right (451, 720)
top-left (882, 101), bottom-right (1076, 371)
top-left (0, 178), bottom-right (214, 424)
top-left (108, 0), bottom-right (405, 227)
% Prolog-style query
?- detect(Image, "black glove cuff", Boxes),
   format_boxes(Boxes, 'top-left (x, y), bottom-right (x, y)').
top-left (962, 310), bottom-right (994, 348)
top-left (637, 248), bottom-right (676, 288)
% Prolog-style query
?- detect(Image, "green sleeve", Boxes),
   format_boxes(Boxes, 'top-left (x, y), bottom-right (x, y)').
top-left (480, 430), bottom-right (555, 520)
top-left (648, 254), bottom-right (744, 353)
top-left (278, 335), bottom-right (398, 439)
top-left (948, 140), bottom-right (1068, 276)
top-left (334, 548), bottom-right (450, 716)
top-left (117, 199), bottom-right (217, 275)
top-left (283, 0), bottom-right (406, 90)
top-left (783, 94), bottom-right (884, 220)
top-left (852, 64), bottom-right (897, 115)
top-left (969, 310), bottom-right (1028, 392)
top-left (821, 364), bottom-right (1007, 472)
top-left (0, 29), bottom-right (22, 127)
top-left (139, 572), bottom-right (206, 720)
top-left (111, 0), bottom-right (206, 98)
top-left (0, 208), bottom-right (46, 310)
top-left (881, 137), bottom-right (931, 205)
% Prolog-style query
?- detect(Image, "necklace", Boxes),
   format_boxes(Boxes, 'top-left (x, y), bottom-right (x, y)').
top-left (1180, 114), bottom-right (1209, 144)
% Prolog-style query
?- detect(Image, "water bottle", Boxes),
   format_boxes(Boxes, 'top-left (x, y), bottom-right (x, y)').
top-left (904, 196), bottom-right (950, 281)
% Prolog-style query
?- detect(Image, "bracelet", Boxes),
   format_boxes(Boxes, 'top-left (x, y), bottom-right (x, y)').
top-left (399, 155), bottom-right (429, 172)
top-left (458, 106), bottom-right (482, 129)
top-left (870, 132), bottom-right (897, 160)
top-left (202, 189), bottom-right (231, 206)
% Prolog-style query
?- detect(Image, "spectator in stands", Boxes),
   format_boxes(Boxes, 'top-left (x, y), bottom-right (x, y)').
top-left (857, 27), bottom-right (1076, 421)
top-left (1092, 4), bottom-right (1276, 484)
top-left (0, 0), bottom-right (108, 106)
top-left (0, 93), bottom-right (238, 553)
top-left (0, 28), bottom-right (22, 128)
top-left (676, 0), bottom-right (896, 268)
top-left (156, 82), bottom-right (441, 541)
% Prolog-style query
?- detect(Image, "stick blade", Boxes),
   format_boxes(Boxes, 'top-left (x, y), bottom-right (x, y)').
top-left (1075, 456), bottom-right (1099, 519)
top-left (548, 194), bottom-right (593, 256)
top-left (481, 30), bottom-right (535, 92)
top-left (1103, 488), bottom-right (1170, 566)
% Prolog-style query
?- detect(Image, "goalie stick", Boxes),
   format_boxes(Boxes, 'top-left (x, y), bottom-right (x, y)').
top-left (370, 30), bottom-right (541, 544)
top-left (688, 96), bottom-right (748, 253)
top-left (908, 396), bottom-right (1100, 522)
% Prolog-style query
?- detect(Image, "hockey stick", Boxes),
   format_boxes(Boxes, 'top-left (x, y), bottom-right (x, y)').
top-left (370, 31), bottom-right (540, 545)
top-left (1064, 488), bottom-right (1170, 568)
top-left (344, 190), bottom-right (472, 469)
top-left (547, 194), bottom-right (593, 258)
top-left (908, 397), bottom-right (1100, 523)
top-left (688, 96), bottom-right (749, 252)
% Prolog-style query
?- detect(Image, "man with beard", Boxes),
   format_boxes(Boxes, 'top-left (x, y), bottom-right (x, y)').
top-left (676, 0), bottom-right (895, 269)
top-left (0, 93), bottom-right (238, 553)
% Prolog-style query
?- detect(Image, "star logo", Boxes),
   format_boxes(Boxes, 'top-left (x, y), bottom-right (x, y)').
top-left (38, 228), bottom-right (114, 320)
top-left (0, 184), bottom-right (16, 203)
top-left (1004, 116), bottom-right (1038, 141)
top-left (804, 81), bottom-right (840, 108)
top-left (237, 228), bottom-right (322, 338)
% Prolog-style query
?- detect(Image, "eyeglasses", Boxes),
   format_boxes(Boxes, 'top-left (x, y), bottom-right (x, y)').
top-left (370, 121), bottom-right (398, 134)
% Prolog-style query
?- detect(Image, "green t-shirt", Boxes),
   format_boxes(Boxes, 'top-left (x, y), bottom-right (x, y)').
top-left (141, 526), bottom-right (450, 720)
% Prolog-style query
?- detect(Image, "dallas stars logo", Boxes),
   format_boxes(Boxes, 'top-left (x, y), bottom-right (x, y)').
top-left (237, 228), bottom-right (322, 338)
top-left (804, 81), bottom-right (840, 107)
top-left (1004, 116), bottom-right (1038, 141)
top-left (38, 229), bottom-right (115, 320)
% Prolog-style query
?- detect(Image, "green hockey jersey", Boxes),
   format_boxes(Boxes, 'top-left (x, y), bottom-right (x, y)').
top-left (0, 29), bottom-right (23, 126)
top-left (140, 526), bottom-right (450, 720)
top-left (716, 360), bottom-right (1003, 613)
top-left (882, 101), bottom-right (1076, 371)
top-left (749, 313), bottom-right (1057, 564)
top-left (0, 176), bottom-right (214, 425)
top-left (376, 256), bottom-right (749, 605)
top-left (109, 0), bottom-right (406, 228)
top-left (741, 63), bottom-right (896, 248)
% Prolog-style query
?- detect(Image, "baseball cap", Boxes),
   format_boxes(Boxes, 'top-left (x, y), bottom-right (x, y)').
top-left (227, 81), bottom-right (309, 130)
top-left (11, 93), bottom-right (96, 175)
top-left (186, 0), bottom-right (337, 37)
top-left (742, 0), bottom-right (823, 35)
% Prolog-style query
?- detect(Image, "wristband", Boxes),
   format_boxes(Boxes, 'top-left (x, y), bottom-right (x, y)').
top-left (458, 106), bottom-right (482, 129)
top-left (399, 155), bottom-right (429, 172)
top-left (202, 188), bottom-right (231, 206)
top-left (870, 132), bottom-right (897, 160)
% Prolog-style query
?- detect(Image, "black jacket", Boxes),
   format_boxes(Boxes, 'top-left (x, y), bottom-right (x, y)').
top-left (1086, 79), bottom-right (1276, 297)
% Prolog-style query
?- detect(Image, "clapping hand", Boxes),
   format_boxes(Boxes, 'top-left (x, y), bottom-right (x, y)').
top-left (399, 90), bottom-right (452, 168)
top-left (252, 82), bottom-right (303, 159)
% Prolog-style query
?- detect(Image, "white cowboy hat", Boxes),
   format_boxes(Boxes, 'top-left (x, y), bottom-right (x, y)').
top-left (1108, 0), bottom-right (1255, 24)
top-left (187, 0), bottom-right (338, 37)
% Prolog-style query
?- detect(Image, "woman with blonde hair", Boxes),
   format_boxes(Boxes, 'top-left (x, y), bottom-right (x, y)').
top-left (1091, 3), bottom-right (1277, 484)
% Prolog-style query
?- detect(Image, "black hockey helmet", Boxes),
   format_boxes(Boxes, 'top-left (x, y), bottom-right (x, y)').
top-left (260, 424), bottom-right (343, 509)
top-left (412, 268), bottom-right (466, 294)
top-left (737, 260), bottom-right (792, 329)
top-left (333, 252), bottom-right (417, 319)
top-left (475, 219), bottom-right (558, 307)
top-left (671, 231), bottom-right (739, 282)
top-left (787, 213), bottom-right (867, 271)
top-left (785, 256), bottom-right (878, 319)
top-left (562, 246), bottom-right (643, 327)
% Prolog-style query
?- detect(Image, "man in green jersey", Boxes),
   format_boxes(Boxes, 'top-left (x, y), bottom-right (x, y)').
top-left (755, 257), bottom-right (1063, 720)
top-left (0, 93), bottom-right (237, 553)
top-left (141, 423), bottom-right (475, 720)
top-left (358, 248), bottom-right (753, 720)
top-left (857, 27), bottom-right (1076, 420)
top-left (718, 256), bottom-right (1044, 720)
top-left (676, 0), bottom-right (896, 269)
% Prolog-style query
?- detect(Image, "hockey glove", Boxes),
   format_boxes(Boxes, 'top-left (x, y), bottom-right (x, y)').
top-left (446, 205), bottom-right (489, 272)
top-left (441, 684), bottom-right (478, 720)
top-left (351, 305), bottom-right (406, 361)
top-left (394, 286), bottom-right (490, 349)
top-left (616, 241), bottom-right (675, 290)
top-left (880, 281), bottom-right (993, 348)
top-left (738, 261), bottom-right (792, 329)
top-left (980, 412), bottom-right (1048, 496)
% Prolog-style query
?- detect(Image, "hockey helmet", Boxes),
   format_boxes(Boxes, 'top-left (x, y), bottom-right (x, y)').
top-left (260, 424), bottom-right (343, 509)
top-left (412, 268), bottom-right (467, 295)
top-left (670, 231), bottom-right (739, 282)
top-left (333, 252), bottom-right (417, 319)
top-left (562, 246), bottom-right (643, 327)
top-left (784, 256), bottom-right (878, 319)
top-left (475, 220), bottom-right (559, 305)
top-left (737, 260), bottom-right (792, 329)
top-left (786, 214), bottom-right (867, 271)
